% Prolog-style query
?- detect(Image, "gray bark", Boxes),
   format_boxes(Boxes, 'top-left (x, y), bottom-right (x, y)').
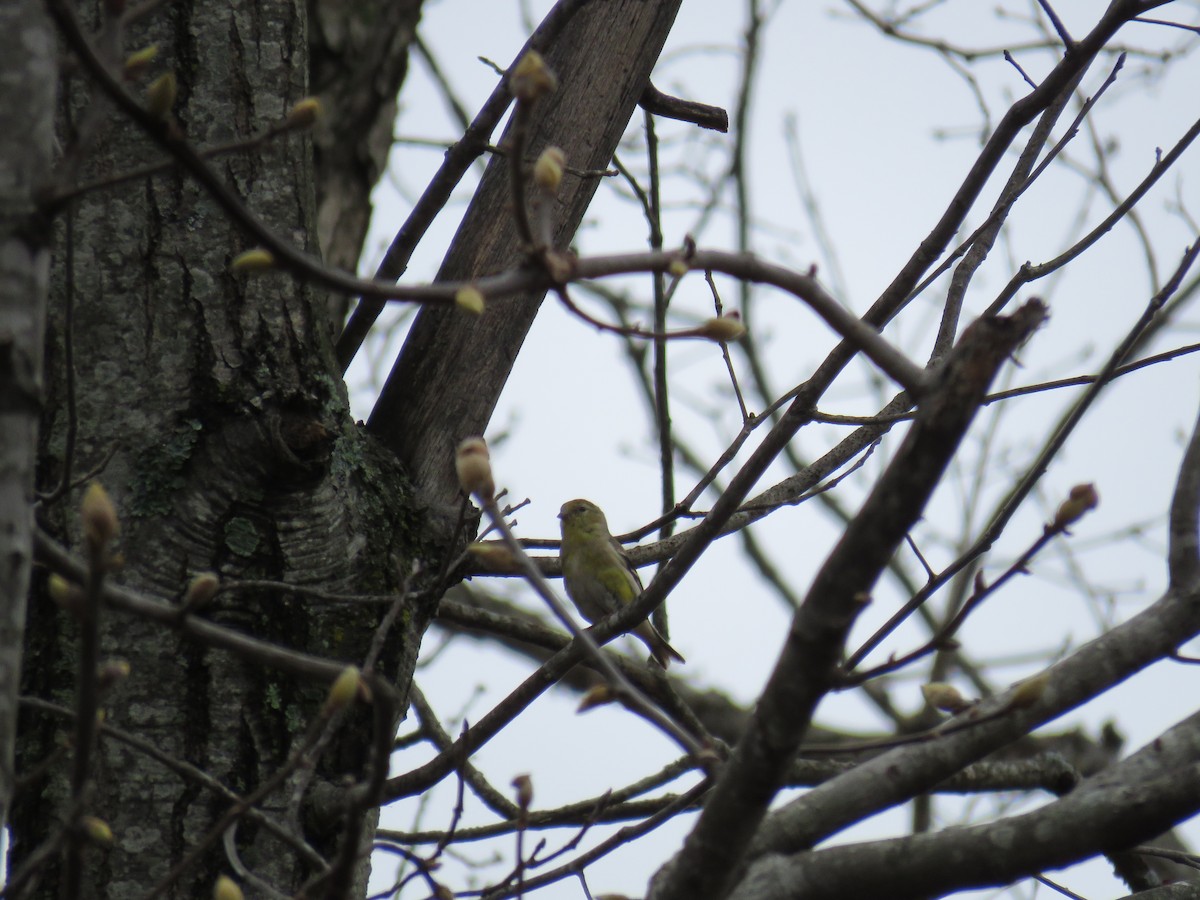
top-left (10, 0), bottom-right (692, 895)
top-left (309, 0), bottom-right (421, 309)
top-left (12, 1), bottom-right (425, 896)
top-left (0, 0), bottom-right (55, 836)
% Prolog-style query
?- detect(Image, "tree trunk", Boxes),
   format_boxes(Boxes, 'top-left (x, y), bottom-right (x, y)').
top-left (11, 0), bottom-right (691, 895)
top-left (13, 1), bottom-right (426, 896)
top-left (0, 0), bottom-right (55, 840)
top-left (308, 0), bottom-right (422, 324)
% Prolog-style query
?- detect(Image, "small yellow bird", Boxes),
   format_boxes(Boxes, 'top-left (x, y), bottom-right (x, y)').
top-left (558, 499), bottom-right (685, 668)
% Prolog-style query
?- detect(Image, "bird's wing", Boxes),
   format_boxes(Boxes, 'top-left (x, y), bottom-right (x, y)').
top-left (612, 536), bottom-right (644, 594)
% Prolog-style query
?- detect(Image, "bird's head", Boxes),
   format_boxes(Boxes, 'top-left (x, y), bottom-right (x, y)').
top-left (558, 498), bottom-right (609, 538)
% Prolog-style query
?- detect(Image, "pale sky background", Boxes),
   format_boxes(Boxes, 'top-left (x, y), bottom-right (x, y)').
top-left (348, 2), bottom-right (1200, 897)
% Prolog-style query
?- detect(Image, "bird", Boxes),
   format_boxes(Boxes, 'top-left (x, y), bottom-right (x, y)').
top-left (454, 436), bottom-right (494, 502)
top-left (558, 498), bottom-right (685, 668)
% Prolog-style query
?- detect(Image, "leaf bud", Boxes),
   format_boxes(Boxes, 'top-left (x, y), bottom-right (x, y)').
top-left (230, 248), bottom-right (275, 272)
top-left (123, 44), bottom-right (159, 77)
top-left (48, 574), bottom-right (85, 616)
top-left (324, 665), bottom-right (362, 714)
top-left (511, 773), bottom-right (533, 811)
top-left (183, 572), bottom-right (221, 611)
top-left (577, 684), bottom-right (617, 712)
top-left (455, 437), bottom-right (495, 502)
top-left (81, 816), bottom-right (114, 846)
top-left (97, 659), bottom-right (132, 691)
top-left (286, 97), bottom-right (322, 127)
top-left (82, 481), bottom-right (120, 549)
top-left (1052, 483), bottom-right (1099, 530)
top-left (454, 285), bottom-right (485, 316)
top-left (509, 51), bottom-right (557, 101)
top-left (533, 146), bottom-right (566, 192)
top-left (697, 313), bottom-right (746, 343)
top-left (921, 682), bottom-right (970, 713)
top-left (214, 874), bottom-right (245, 900)
top-left (1009, 672), bottom-right (1050, 710)
top-left (145, 72), bottom-right (177, 119)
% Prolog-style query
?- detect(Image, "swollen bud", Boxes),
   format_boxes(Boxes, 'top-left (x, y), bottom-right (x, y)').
top-left (123, 44), bottom-right (159, 77)
top-left (324, 665), bottom-right (362, 715)
top-left (533, 147), bottom-right (566, 192)
top-left (577, 684), bottom-right (617, 712)
top-left (47, 573), bottom-right (70, 602)
top-left (697, 313), bottom-right (746, 343)
top-left (455, 437), bottom-right (495, 502)
top-left (82, 481), bottom-right (120, 549)
top-left (1052, 483), bottom-right (1099, 530)
top-left (511, 773), bottom-right (533, 812)
top-left (81, 816), bottom-right (114, 847)
top-left (48, 574), bottom-right (85, 616)
top-left (1009, 672), bottom-right (1050, 710)
top-left (97, 659), bottom-right (132, 691)
top-left (509, 51), bottom-right (557, 101)
top-left (286, 97), bottom-right (322, 127)
top-left (921, 682), bottom-right (970, 714)
top-left (183, 572), bottom-right (220, 611)
top-left (214, 875), bottom-right (245, 900)
top-left (145, 72), bottom-right (177, 119)
top-left (230, 248), bottom-right (275, 272)
top-left (668, 258), bottom-right (689, 278)
top-left (454, 285), bottom-right (485, 316)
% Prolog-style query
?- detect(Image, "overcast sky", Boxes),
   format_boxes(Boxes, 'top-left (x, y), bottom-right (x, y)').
top-left (350, 3), bottom-right (1200, 897)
